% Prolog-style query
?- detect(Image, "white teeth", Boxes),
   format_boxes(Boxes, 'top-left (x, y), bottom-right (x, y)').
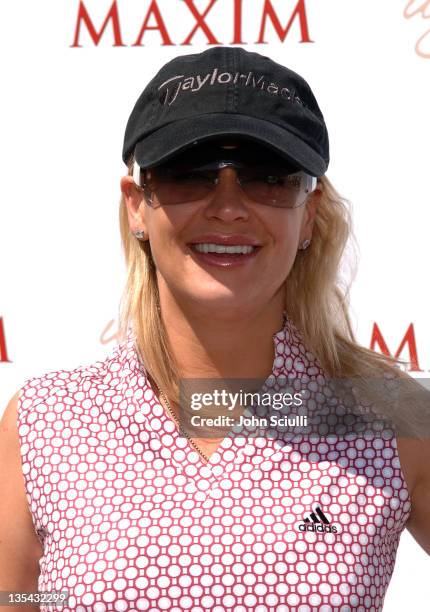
top-left (193, 243), bottom-right (255, 254)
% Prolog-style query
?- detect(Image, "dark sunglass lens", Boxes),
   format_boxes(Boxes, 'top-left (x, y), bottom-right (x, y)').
top-left (239, 166), bottom-right (301, 208)
top-left (147, 164), bottom-right (214, 205)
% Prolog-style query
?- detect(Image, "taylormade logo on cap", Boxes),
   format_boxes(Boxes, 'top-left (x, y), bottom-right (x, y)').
top-left (158, 68), bottom-right (305, 107)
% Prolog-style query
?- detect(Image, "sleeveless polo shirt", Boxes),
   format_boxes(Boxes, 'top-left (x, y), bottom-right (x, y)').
top-left (16, 313), bottom-right (412, 612)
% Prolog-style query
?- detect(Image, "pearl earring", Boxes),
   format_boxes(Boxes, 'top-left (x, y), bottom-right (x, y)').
top-left (300, 239), bottom-right (311, 250)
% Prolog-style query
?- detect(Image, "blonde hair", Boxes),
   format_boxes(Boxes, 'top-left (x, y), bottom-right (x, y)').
top-left (119, 154), bottom-right (429, 440)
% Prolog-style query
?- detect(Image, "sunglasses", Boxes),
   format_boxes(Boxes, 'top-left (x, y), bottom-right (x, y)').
top-left (132, 143), bottom-right (318, 209)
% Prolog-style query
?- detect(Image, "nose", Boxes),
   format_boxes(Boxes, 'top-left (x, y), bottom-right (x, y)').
top-left (203, 167), bottom-right (250, 222)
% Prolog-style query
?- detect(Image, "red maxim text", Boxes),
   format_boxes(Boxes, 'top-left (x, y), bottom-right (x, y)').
top-left (71, 0), bottom-right (313, 47)
top-left (371, 322), bottom-right (423, 372)
top-left (0, 318), bottom-right (12, 363)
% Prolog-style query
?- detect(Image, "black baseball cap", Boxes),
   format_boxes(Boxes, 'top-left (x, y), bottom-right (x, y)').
top-left (122, 46), bottom-right (329, 177)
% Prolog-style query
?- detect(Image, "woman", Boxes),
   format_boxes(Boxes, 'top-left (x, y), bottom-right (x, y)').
top-left (1, 46), bottom-right (429, 611)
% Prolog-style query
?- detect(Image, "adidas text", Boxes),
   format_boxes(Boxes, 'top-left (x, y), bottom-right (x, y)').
top-left (298, 523), bottom-right (338, 533)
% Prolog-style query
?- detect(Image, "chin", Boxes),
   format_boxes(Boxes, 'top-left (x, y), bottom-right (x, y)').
top-left (198, 293), bottom-right (260, 313)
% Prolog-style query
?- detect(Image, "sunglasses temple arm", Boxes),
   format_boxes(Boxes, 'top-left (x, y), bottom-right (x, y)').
top-left (302, 174), bottom-right (317, 194)
top-left (133, 161), bottom-right (142, 187)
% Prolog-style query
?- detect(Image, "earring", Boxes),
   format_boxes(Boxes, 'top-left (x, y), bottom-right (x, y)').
top-left (300, 239), bottom-right (311, 250)
top-left (133, 230), bottom-right (145, 240)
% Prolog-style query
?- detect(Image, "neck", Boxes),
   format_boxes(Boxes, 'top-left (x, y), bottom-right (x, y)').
top-left (158, 290), bottom-right (287, 382)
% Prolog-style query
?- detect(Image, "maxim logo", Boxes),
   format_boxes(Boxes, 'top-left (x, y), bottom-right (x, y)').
top-left (71, 0), bottom-right (313, 48)
top-left (298, 506), bottom-right (338, 533)
top-left (158, 68), bottom-right (305, 107)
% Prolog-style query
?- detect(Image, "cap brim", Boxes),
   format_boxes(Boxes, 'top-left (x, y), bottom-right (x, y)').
top-left (134, 114), bottom-right (327, 177)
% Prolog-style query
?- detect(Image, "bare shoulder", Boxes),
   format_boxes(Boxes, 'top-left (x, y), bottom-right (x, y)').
top-left (0, 391), bottom-right (43, 593)
top-left (395, 436), bottom-right (427, 496)
top-left (396, 434), bottom-right (430, 554)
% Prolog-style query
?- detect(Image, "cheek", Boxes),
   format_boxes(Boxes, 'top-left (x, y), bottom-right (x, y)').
top-left (149, 205), bottom-right (196, 236)
top-left (267, 214), bottom-right (302, 279)
top-left (275, 237), bottom-right (300, 280)
top-left (271, 211), bottom-right (302, 251)
top-left (145, 209), bottom-right (190, 265)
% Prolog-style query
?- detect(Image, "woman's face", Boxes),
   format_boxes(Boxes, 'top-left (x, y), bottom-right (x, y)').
top-left (121, 139), bottom-right (321, 317)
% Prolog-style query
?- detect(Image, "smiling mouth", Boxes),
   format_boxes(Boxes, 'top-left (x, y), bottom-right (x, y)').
top-left (191, 243), bottom-right (258, 255)
top-left (187, 242), bottom-right (262, 267)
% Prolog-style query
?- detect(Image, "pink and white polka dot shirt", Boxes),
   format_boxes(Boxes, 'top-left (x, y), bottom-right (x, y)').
top-left (17, 313), bottom-right (411, 611)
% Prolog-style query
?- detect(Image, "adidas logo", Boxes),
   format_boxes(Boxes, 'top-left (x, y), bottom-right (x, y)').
top-left (298, 506), bottom-right (338, 533)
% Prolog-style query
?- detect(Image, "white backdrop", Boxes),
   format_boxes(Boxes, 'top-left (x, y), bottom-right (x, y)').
top-left (1, 1), bottom-right (429, 608)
